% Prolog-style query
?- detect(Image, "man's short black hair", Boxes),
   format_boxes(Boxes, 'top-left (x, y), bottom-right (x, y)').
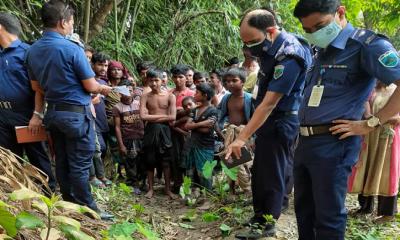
top-left (227, 57), bottom-right (240, 66)
top-left (118, 79), bottom-right (133, 87)
top-left (294, 0), bottom-right (341, 19)
top-left (41, 0), bottom-right (75, 28)
top-left (223, 67), bottom-right (247, 83)
top-left (210, 69), bottom-right (224, 80)
top-left (0, 12), bottom-right (22, 36)
top-left (196, 83), bottom-right (215, 100)
top-left (170, 64), bottom-right (190, 76)
top-left (136, 61), bottom-right (154, 73)
top-left (193, 71), bottom-right (209, 81)
top-left (91, 52), bottom-right (110, 64)
top-left (240, 9), bottom-right (277, 32)
top-left (146, 68), bottom-right (164, 79)
top-left (85, 45), bottom-right (95, 54)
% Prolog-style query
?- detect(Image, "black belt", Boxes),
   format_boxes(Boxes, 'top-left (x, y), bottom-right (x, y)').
top-left (299, 124), bottom-right (332, 136)
top-left (271, 110), bottom-right (298, 117)
top-left (47, 103), bottom-right (85, 114)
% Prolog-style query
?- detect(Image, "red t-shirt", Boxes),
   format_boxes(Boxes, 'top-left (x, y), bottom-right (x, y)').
top-left (171, 88), bottom-right (195, 108)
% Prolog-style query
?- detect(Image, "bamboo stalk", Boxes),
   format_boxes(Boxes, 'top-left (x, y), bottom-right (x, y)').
top-left (83, 0), bottom-right (91, 43)
top-left (114, 0), bottom-right (119, 60)
top-left (118, 0), bottom-right (132, 42)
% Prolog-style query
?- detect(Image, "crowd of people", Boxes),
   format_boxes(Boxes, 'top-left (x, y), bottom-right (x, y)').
top-left (1, 0), bottom-right (400, 239)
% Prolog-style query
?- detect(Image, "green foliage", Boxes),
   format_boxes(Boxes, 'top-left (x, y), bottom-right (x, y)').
top-left (59, 224), bottom-right (94, 240)
top-left (262, 214), bottom-right (276, 225)
top-left (219, 223), bottom-right (232, 237)
top-left (202, 212), bottom-right (220, 222)
top-left (118, 183), bottom-right (133, 194)
top-left (7, 188), bottom-right (98, 240)
top-left (0, 208), bottom-right (17, 237)
top-left (107, 222), bottom-right (137, 239)
top-left (15, 212), bottom-right (45, 230)
top-left (179, 176), bottom-right (192, 199)
top-left (221, 162), bottom-right (238, 181)
top-left (180, 209), bottom-right (197, 222)
top-left (202, 160), bottom-right (218, 180)
top-left (135, 222), bottom-right (160, 240)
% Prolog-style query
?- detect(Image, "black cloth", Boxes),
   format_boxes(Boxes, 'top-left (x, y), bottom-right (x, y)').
top-left (143, 123), bottom-right (172, 169)
top-left (358, 194), bottom-right (398, 216)
top-left (190, 106), bottom-right (218, 149)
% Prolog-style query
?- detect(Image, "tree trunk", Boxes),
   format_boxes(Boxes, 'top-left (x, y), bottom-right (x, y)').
top-left (83, 0), bottom-right (91, 43)
top-left (88, 0), bottom-right (122, 42)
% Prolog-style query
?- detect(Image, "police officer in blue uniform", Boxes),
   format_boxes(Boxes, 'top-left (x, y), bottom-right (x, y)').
top-left (0, 12), bottom-right (56, 192)
top-left (292, 0), bottom-right (400, 239)
top-left (226, 9), bottom-right (312, 239)
top-left (25, 0), bottom-right (113, 219)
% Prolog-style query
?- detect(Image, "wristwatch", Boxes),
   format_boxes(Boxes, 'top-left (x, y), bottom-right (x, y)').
top-left (366, 115), bottom-right (381, 128)
top-left (33, 110), bottom-right (44, 120)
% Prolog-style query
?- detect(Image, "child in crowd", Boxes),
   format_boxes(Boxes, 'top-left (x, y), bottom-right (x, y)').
top-left (170, 64), bottom-right (195, 192)
top-left (140, 68), bottom-right (177, 199)
top-left (89, 52), bottom-right (112, 187)
top-left (185, 83), bottom-right (219, 190)
top-left (114, 80), bottom-right (145, 193)
top-left (218, 67), bottom-right (254, 194)
top-left (193, 71), bottom-right (209, 86)
top-left (210, 69), bottom-right (229, 105)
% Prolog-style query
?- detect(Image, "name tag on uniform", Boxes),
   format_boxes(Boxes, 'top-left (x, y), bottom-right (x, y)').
top-left (252, 84), bottom-right (259, 99)
top-left (308, 85), bottom-right (324, 107)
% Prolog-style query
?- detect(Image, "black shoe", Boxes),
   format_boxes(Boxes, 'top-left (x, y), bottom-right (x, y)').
top-left (98, 211), bottom-right (114, 221)
top-left (242, 216), bottom-right (265, 227)
top-left (235, 224), bottom-right (276, 239)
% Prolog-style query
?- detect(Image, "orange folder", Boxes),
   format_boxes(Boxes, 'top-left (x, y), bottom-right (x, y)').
top-left (15, 125), bottom-right (48, 143)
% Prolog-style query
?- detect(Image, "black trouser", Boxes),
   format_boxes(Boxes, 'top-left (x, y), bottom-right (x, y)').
top-left (252, 114), bottom-right (299, 221)
top-left (358, 194), bottom-right (398, 216)
top-left (0, 109), bottom-right (56, 192)
top-left (171, 130), bottom-right (185, 191)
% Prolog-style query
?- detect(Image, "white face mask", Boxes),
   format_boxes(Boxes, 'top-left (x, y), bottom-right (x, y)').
top-left (304, 13), bottom-right (342, 48)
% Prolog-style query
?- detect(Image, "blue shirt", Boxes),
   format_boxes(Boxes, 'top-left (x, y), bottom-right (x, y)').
top-left (25, 31), bottom-right (95, 106)
top-left (217, 92), bottom-right (254, 129)
top-left (0, 39), bottom-right (33, 110)
top-left (255, 31), bottom-right (312, 112)
top-left (299, 23), bottom-right (400, 125)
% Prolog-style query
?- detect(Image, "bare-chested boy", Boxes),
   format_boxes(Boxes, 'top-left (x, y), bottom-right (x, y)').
top-left (140, 68), bottom-right (177, 199)
top-left (218, 67), bottom-right (254, 194)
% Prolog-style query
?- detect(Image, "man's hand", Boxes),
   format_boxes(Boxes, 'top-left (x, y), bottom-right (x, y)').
top-left (119, 145), bottom-right (128, 155)
top-left (100, 85), bottom-right (113, 96)
top-left (92, 94), bottom-right (101, 104)
top-left (225, 138), bottom-right (246, 160)
top-left (28, 114), bottom-right (42, 135)
top-left (329, 119), bottom-right (374, 140)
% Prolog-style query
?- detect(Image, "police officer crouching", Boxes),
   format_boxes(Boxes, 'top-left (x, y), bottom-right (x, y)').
top-left (25, 0), bottom-right (113, 220)
top-left (0, 12), bottom-right (56, 193)
top-left (292, 0), bottom-right (400, 239)
top-left (226, 8), bottom-right (312, 239)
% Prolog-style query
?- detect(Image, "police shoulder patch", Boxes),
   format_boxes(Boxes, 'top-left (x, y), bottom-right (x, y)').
top-left (378, 50), bottom-right (399, 68)
top-left (273, 65), bottom-right (285, 79)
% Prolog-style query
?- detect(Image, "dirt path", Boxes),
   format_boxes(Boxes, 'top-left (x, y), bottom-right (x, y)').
top-left (96, 183), bottom-right (400, 240)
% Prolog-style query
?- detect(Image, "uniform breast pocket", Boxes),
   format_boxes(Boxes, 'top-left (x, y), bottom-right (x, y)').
top-left (322, 69), bottom-right (349, 86)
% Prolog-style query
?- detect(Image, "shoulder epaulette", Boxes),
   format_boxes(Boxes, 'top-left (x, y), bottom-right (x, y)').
top-left (350, 29), bottom-right (389, 46)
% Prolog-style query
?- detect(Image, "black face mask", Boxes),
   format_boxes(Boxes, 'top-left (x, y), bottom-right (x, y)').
top-left (246, 38), bottom-right (272, 58)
